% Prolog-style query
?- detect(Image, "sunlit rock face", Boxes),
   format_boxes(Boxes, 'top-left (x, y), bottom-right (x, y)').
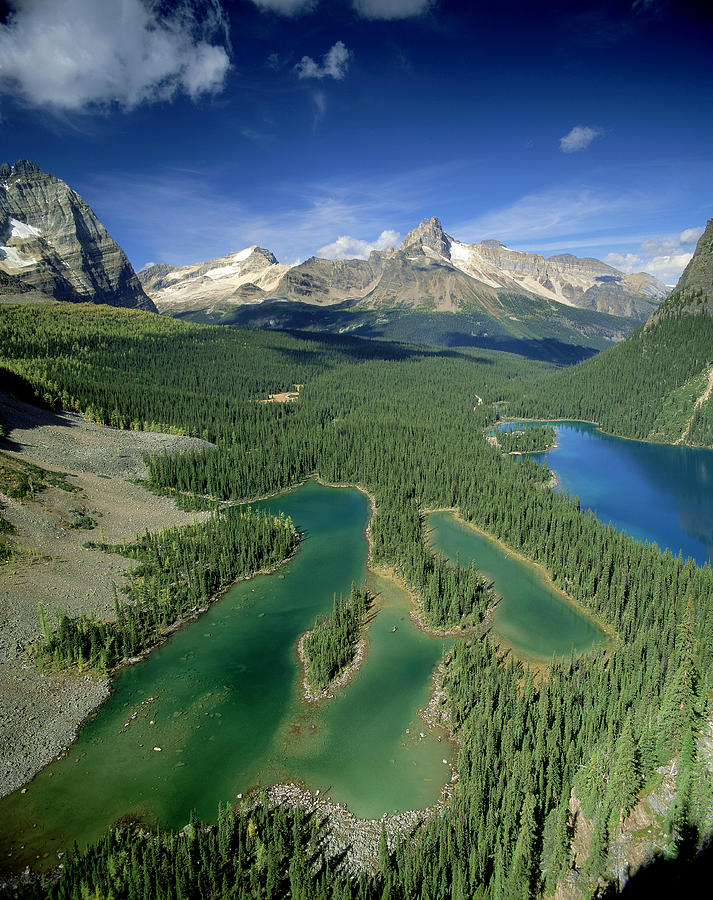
top-left (650, 218), bottom-right (713, 322)
top-left (0, 159), bottom-right (155, 311)
top-left (139, 247), bottom-right (291, 314)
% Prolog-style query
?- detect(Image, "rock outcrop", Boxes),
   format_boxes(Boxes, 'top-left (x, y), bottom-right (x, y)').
top-left (0, 159), bottom-right (155, 311)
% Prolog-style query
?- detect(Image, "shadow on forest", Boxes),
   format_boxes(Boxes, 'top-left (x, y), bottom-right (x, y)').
top-left (601, 839), bottom-right (713, 898)
top-left (180, 302), bottom-right (597, 366)
top-left (444, 334), bottom-right (599, 364)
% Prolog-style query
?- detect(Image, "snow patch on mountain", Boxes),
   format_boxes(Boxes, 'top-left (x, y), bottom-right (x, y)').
top-left (9, 218), bottom-right (41, 238)
top-left (448, 240), bottom-right (471, 261)
top-left (0, 245), bottom-right (39, 268)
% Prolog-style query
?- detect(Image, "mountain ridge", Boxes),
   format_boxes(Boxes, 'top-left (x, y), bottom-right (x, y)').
top-left (140, 215), bottom-right (667, 323)
top-left (506, 216), bottom-right (713, 445)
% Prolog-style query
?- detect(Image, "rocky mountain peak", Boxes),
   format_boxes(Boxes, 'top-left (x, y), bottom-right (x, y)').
top-left (11, 159), bottom-right (43, 176)
top-left (399, 216), bottom-right (451, 257)
top-left (252, 247), bottom-right (279, 266)
top-left (676, 219), bottom-right (713, 295)
top-left (0, 159), bottom-right (155, 311)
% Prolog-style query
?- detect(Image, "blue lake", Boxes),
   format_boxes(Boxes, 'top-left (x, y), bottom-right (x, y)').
top-left (508, 421), bottom-right (713, 565)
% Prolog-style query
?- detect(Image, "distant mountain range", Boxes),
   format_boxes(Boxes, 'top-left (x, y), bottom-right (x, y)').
top-left (0, 160), bottom-right (672, 361)
top-left (139, 215), bottom-right (667, 322)
top-left (0, 159), bottom-right (155, 312)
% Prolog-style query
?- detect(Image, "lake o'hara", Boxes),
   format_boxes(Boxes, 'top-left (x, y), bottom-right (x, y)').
top-left (499, 421), bottom-right (713, 565)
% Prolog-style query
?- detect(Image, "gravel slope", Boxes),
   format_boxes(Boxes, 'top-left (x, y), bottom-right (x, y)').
top-left (0, 392), bottom-right (215, 797)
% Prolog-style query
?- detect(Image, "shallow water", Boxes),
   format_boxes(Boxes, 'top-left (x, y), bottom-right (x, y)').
top-left (427, 512), bottom-right (604, 659)
top-left (2, 481), bottom-right (451, 871)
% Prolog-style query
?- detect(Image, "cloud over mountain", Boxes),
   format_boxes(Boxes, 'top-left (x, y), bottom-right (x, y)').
top-left (605, 226), bottom-right (705, 284)
top-left (318, 229), bottom-right (400, 259)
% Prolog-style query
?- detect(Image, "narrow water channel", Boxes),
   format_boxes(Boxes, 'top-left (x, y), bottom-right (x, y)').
top-left (427, 511), bottom-right (605, 659)
top-left (2, 481), bottom-right (451, 872)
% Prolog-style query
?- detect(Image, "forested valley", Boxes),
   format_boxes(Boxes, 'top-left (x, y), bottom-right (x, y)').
top-left (1, 302), bottom-right (712, 899)
top-left (497, 289), bottom-right (713, 447)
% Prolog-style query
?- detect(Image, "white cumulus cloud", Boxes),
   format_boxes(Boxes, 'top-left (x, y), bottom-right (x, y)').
top-left (352, 0), bottom-right (434, 19)
top-left (560, 125), bottom-right (603, 153)
top-left (318, 229), bottom-right (400, 259)
top-left (604, 226), bottom-right (704, 284)
top-left (0, 0), bottom-right (231, 112)
top-left (296, 41), bottom-right (351, 80)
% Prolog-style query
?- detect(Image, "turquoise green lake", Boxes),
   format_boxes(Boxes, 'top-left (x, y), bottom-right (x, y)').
top-left (427, 511), bottom-right (605, 659)
top-left (2, 481), bottom-right (452, 872)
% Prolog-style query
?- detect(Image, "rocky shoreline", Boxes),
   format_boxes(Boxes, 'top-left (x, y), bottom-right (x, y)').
top-left (264, 775), bottom-right (458, 875)
top-left (0, 663), bottom-right (109, 798)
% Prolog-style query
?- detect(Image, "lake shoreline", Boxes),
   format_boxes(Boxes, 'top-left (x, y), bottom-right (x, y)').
top-left (8, 476), bottom-right (462, 877)
top-left (4, 523), bottom-right (301, 802)
top-left (424, 507), bottom-right (613, 660)
top-left (262, 774), bottom-right (458, 876)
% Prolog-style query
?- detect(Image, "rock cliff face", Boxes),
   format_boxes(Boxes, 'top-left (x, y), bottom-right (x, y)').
top-left (142, 216), bottom-right (667, 322)
top-left (0, 160), bottom-right (155, 311)
top-left (429, 218), bottom-right (666, 318)
top-left (139, 246), bottom-right (289, 314)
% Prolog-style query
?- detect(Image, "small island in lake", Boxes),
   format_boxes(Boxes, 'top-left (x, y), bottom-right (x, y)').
top-left (495, 424), bottom-right (556, 454)
top-left (300, 584), bottom-right (372, 699)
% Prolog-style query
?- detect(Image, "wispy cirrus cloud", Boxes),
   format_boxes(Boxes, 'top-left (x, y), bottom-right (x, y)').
top-left (85, 166), bottom-right (429, 268)
top-left (251, 0), bottom-right (316, 14)
top-left (252, 0), bottom-right (434, 17)
top-left (296, 41), bottom-right (351, 80)
top-left (352, 0), bottom-right (435, 19)
top-left (0, 0), bottom-right (231, 112)
top-left (560, 125), bottom-right (603, 152)
top-left (452, 186), bottom-right (653, 246)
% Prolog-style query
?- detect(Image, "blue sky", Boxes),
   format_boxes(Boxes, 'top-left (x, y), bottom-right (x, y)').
top-left (1, 0), bottom-right (711, 284)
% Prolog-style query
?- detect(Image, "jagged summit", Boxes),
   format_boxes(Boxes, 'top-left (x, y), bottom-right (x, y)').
top-left (0, 159), bottom-right (155, 312)
top-left (0, 159), bottom-right (42, 179)
top-left (399, 216), bottom-right (451, 257)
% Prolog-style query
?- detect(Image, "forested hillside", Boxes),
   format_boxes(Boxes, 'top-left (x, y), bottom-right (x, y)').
top-left (1, 302), bottom-right (712, 898)
top-left (499, 220), bottom-right (713, 446)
